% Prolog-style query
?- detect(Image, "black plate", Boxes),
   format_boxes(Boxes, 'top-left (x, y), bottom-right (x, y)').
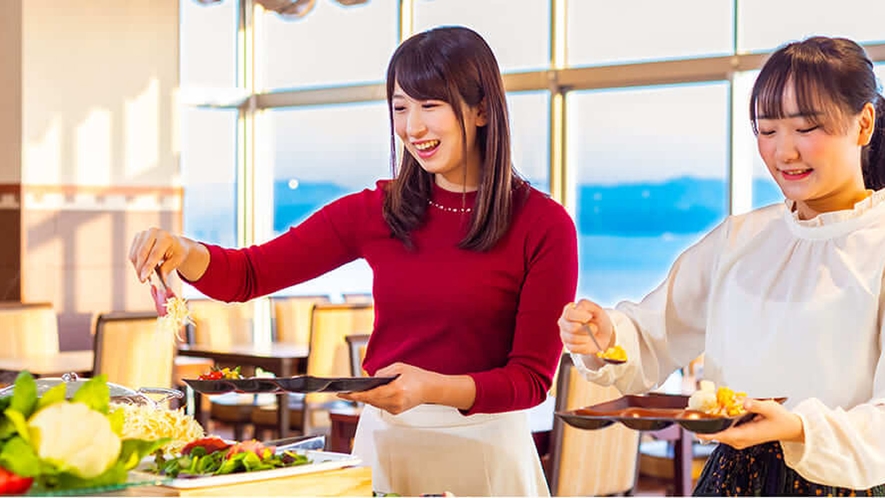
top-left (183, 375), bottom-right (398, 395)
top-left (556, 393), bottom-right (786, 435)
top-left (324, 376), bottom-right (398, 393)
top-left (180, 379), bottom-right (281, 395)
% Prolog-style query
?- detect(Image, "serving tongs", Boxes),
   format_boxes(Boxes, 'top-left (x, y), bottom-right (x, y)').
top-left (150, 266), bottom-right (175, 316)
top-left (263, 434), bottom-right (326, 452)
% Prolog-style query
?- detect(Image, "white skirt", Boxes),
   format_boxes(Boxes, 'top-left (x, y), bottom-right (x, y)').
top-left (351, 404), bottom-right (550, 497)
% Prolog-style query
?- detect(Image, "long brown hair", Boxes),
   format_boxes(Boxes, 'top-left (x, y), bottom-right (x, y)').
top-left (382, 26), bottom-right (524, 251)
top-left (750, 36), bottom-right (885, 190)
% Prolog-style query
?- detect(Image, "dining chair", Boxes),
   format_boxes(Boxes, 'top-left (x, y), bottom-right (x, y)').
top-left (547, 353), bottom-right (641, 496)
top-left (184, 299), bottom-right (265, 439)
top-left (271, 294), bottom-right (331, 348)
top-left (92, 311), bottom-right (175, 391)
top-left (251, 302), bottom-right (375, 437)
top-left (341, 292), bottom-right (373, 304)
top-left (186, 298), bottom-right (254, 348)
top-left (345, 333), bottom-right (371, 377)
top-left (0, 302), bottom-right (59, 359)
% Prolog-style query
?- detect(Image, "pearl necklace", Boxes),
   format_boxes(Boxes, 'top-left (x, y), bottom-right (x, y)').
top-left (428, 199), bottom-right (472, 213)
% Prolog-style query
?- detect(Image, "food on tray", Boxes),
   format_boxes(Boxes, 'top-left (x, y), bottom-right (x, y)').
top-left (687, 380), bottom-right (747, 417)
top-left (111, 403), bottom-right (205, 455)
top-left (596, 344), bottom-right (627, 362)
top-left (198, 366), bottom-right (244, 381)
top-left (148, 436), bottom-right (310, 478)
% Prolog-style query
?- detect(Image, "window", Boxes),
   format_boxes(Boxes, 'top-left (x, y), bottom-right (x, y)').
top-left (180, 108), bottom-right (238, 249)
top-left (567, 0), bottom-right (733, 67)
top-left (412, 0), bottom-right (550, 73)
top-left (180, 0), bottom-right (238, 89)
top-left (260, 102), bottom-right (391, 297)
top-left (508, 91), bottom-right (550, 192)
top-left (178, 1), bottom-right (885, 315)
top-left (567, 82), bottom-right (730, 306)
top-left (257, 0), bottom-right (399, 90)
top-left (737, 0), bottom-right (885, 54)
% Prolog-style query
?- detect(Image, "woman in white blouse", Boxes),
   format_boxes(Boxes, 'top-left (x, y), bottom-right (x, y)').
top-left (559, 36), bottom-right (885, 496)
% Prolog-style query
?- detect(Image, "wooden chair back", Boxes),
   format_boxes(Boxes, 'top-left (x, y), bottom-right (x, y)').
top-left (342, 293), bottom-right (373, 304)
top-left (548, 353), bottom-right (641, 496)
top-left (186, 299), bottom-right (254, 348)
top-left (344, 333), bottom-right (371, 377)
top-left (302, 302), bottom-right (374, 431)
top-left (0, 302), bottom-right (59, 359)
top-left (92, 311), bottom-right (175, 390)
top-left (271, 294), bottom-right (331, 347)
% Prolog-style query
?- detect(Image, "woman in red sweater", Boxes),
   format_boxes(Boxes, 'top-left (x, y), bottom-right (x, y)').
top-left (130, 26), bottom-right (577, 496)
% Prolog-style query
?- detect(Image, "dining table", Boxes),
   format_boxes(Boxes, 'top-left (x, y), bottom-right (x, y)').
top-left (0, 350), bottom-right (94, 381)
top-left (176, 342), bottom-right (309, 437)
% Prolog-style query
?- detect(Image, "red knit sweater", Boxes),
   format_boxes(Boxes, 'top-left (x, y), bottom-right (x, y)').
top-left (189, 180), bottom-right (578, 414)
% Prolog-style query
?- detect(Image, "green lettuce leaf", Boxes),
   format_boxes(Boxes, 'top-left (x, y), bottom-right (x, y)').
top-left (3, 408), bottom-right (30, 444)
top-left (71, 375), bottom-right (110, 414)
top-left (9, 372), bottom-right (37, 418)
top-left (0, 436), bottom-right (43, 477)
top-left (36, 383), bottom-right (68, 411)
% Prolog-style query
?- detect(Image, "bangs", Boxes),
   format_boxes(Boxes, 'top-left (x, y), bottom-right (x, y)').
top-left (391, 47), bottom-right (457, 105)
top-left (750, 49), bottom-right (847, 134)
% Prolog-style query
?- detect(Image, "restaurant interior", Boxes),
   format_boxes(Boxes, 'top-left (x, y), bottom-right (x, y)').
top-left (1, 0), bottom-right (884, 495)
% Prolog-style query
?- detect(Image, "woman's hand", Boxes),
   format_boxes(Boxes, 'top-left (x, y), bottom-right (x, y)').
top-left (558, 299), bottom-right (614, 355)
top-left (338, 363), bottom-right (437, 415)
top-left (696, 399), bottom-right (805, 449)
top-left (129, 227), bottom-right (208, 283)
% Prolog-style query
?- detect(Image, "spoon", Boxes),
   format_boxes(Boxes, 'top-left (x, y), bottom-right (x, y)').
top-left (582, 323), bottom-right (626, 365)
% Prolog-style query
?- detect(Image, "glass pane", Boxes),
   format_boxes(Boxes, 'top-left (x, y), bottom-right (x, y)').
top-left (508, 91), bottom-right (550, 192)
top-left (567, 82), bottom-right (730, 306)
top-left (738, 0), bottom-right (885, 53)
top-left (180, 0), bottom-right (238, 89)
top-left (257, 0), bottom-right (398, 90)
top-left (733, 70), bottom-right (784, 210)
top-left (412, 0), bottom-right (550, 73)
top-left (263, 102), bottom-right (391, 297)
top-left (181, 108), bottom-right (238, 249)
top-left (567, 0), bottom-right (733, 67)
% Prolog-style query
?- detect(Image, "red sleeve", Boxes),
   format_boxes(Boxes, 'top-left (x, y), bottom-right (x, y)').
top-left (186, 188), bottom-right (376, 302)
top-left (465, 200), bottom-right (578, 413)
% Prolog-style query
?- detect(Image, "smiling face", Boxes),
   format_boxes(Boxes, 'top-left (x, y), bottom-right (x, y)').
top-left (391, 81), bottom-right (487, 192)
top-left (755, 82), bottom-right (875, 219)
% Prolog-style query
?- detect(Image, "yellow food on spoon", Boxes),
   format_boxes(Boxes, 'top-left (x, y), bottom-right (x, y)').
top-left (596, 344), bottom-right (627, 362)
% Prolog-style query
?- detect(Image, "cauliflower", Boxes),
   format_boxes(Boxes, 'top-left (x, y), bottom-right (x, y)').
top-left (687, 380), bottom-right (718, 413)
top-left (687, 380), bottom-right (748, 416)
top-left (27, 402), bottom-right (122, 479)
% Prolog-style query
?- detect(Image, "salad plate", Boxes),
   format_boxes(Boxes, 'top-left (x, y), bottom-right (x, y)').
top-left (134, 449), bottom-right (361, 489)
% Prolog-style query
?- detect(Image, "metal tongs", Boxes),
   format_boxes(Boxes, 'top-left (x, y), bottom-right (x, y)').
top-left (150, 266), bottom-right (174, 316)
top-left (264, 434), bottom-right (326, 452)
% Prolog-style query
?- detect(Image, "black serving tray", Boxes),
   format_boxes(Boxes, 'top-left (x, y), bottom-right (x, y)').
top-left (556, 393), bottom-right (786, 435)
top-left (183, 375), bottom-right (398, 395)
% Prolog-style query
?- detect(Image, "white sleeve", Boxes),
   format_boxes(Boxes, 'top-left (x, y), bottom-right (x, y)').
top-left (571, 219), bottom-right (728, 394)
top-left (780, 279), bottom-right (885, 489)
top-left (781, 399), bottom-right (885, 489)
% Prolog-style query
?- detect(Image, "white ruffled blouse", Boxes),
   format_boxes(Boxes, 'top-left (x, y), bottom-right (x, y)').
top-left (572, 190), bottom-right (885, 489)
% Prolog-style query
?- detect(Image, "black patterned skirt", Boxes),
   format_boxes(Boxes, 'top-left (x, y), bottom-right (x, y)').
top-left (692, 442), bottom-right (885, 496)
